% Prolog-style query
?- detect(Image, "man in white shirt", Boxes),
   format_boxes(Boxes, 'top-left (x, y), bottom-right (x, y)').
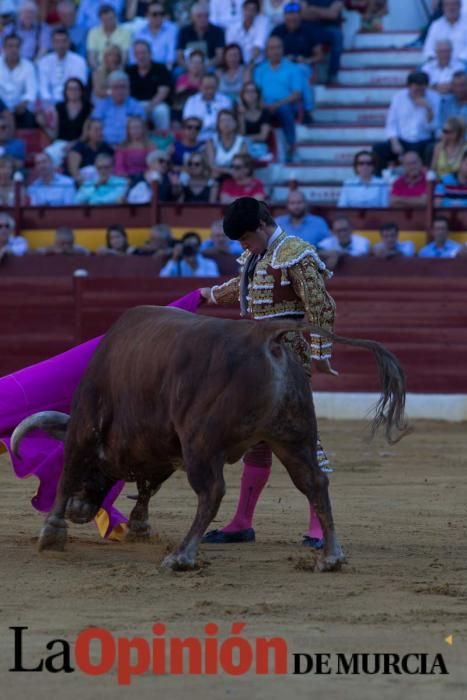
top-left (0, 212), bottom-right (28, 258)
top-left (0, 33), bottom-right (37, 127)
top-left (423, 0), bottom-right (467, 61)
top-left (27, 152), bottom-right (76, 206)
top-left (421, 39), bottom-right (465, 94)
top-left (226, 0), bottom-right (270, 65)
top-left (37, 28), bottom-right (87, 105)
top-left (318, 215), bottom-right (370, 268)
top-left (183, 73), bottom-right (232, 139)
top-left (209, 0), bottom-right (243, 29)
top-left (372, 71), bottom-right (440, 173)
top-left (130, 2), bottom-right (178, 68)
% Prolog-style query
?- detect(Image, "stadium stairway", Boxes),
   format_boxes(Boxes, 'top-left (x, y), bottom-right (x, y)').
top-left (266, 30), bottom-right (423, 204)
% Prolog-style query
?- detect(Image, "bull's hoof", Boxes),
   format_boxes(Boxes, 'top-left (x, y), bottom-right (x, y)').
top-left (126, 521), bottom-right (152, 541)
top-left (38, 517), bottom-right (68, 552)
top-left (65, 497), bottom-right (99, 524)
top-left (314, 549), bottom-right (346, 573)
top-left (161, 552), bottom-right (198, 572)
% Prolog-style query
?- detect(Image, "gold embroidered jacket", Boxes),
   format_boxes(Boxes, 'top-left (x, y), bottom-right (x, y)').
top-left (211, 230), bottom-right (336, 365)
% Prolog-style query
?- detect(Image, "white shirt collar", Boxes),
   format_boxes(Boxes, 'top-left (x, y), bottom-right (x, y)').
top-left (267, 225), bottom-right (282, 249)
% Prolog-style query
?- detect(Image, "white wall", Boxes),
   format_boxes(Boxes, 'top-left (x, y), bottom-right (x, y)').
top-left (383, 0), bottom-right (430, 30)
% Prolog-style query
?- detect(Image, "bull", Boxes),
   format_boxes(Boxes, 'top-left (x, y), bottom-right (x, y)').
top-left (12, 305), bottom-right (408, 572)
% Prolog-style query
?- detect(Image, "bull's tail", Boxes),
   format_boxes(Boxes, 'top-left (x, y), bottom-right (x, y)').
top-left (11, 411), bottom-right (70, 457)
top-left (268, 322), bottom-right (409, 445)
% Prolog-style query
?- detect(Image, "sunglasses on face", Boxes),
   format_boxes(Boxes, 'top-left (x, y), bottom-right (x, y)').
top-left (188, 160), bottom-right (202, 166)
top-left (185, 124), bottom-right (201, 131)
top-left (157, 158), bottom-right (169, 164)
top-left (442, 128), bottom-right (453, 134)
top-left (149, 10), bottom-right (164, 16)
top-left (357, 160), bottom-right (373, 166)
top-left (0, 223), bottom-right (11, 228)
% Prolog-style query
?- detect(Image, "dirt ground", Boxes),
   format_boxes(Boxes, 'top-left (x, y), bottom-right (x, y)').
top-left (1, 420), bottom-right (466, 699)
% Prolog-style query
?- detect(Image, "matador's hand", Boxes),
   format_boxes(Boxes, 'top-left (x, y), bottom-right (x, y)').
top-left (199, 287), bottom-right (212, 303)
top-left (314, 359), bottom-right (339, 376)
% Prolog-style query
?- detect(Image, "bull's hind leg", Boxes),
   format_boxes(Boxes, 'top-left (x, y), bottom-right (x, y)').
top-left (274, 443), bottom-right (345, 572)
top-left (162, 456), bottom-right (225, 571)
top-left (127, 467), bottom-right (174, 540)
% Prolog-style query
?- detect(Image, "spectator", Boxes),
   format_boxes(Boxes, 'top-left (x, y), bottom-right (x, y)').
top-left (92, 44), bottom-right (124, 99)
top-left (126, 0), bottom-right (153, 20)
top-left (272, 2), bottom-right (324, 122)
top-left (262, 0), bottom-right (289, 26)
top-left (177, 2), bottom-right (225, 70)
top-left (174, 49), bottom-right (205, 115)
top-left (200, 218), bottom-right (243, 256)
top-left (131, 2), bottom-right (178, 68)
top-left (36, 227), bottom-right (90, 255)
top-left (390, 151), bottom-right (428, 207)
top-left (56, 0), bottom-right (88, 57)
top-left (36, 78), bottom-right (92, 143)
top-left (37, 29), bottom-right (87, 106)
top-left (114, 116), bottom-right (155, 177)
top-left (0, 156), bottom-right (18, 206)
top-left (421, 40), bottom-right (465, 95)
top-left (373, 72), bottom-right (440, 173)
top-left (91, 71), bottom-right (146, 146)
top-left (219, 153), bottom-right (266, 203)
top-left (226, 0), bottom-right (270, 66)
top-left (86, 4), bottom-right (131, 69)
top-left (301, 0), bottom-right (344, 83)
top-left (209, 0), bottom-right (243, 29)
top-left (66, 118), bottom-right (114, 184)
top-left (423, 0), bottom-right (467, 61)
top-left (96, 224), bottom-right (135, 255)
top-left (318, 215), bottom-right (371, 268)
top-left (254, 36), bottom-right (301, 160)
top-left (77, 0), bottom-right (125, 31)
top-left (126, 39), bottom-right (172, 131)
top-left (160, 231), bottom-right (220, 277)
top-left (431, 117), bottom-right (466, 178)
top-left (237, 82), bottom-right (272, 160)
top-left (0, 211), bottom-right (27, 258)
top-left (372, 222), bottom-right (415, 258)
top-left (179, 152), bottom-right (218, 202)
top-left (338, 150), bottom-right (389, 207)
top-left (0, 113), bottom-right (26, 167)
top-left (172, 117), bottom-right (204, 167)
top-left (127, 150), bottom-right (180, 203)
top-left (276, 189), bottom-right (330, 245)
top-left (418, 216), bottom-right (461, 257)
top-left (434, 151), bottom-right (467, 207)
top-left (0, 34), bottom-right (37, 128)
top-left (27, 152), bottom-right (76, 206)
top-left (75, 153), bottom-right (128, 204)
top-left (183, 73), bottom-right (232, 140)
top-left (439, 71), bottom-right (467, 125)
top-left (132, 223), bottom-right (174, 259)
top-left (15, 1), bottom-right (51, 61)
top-left (217, 44), bottom-right (248, 102)
top-left (350, 0), bottom-right (388, 32)
top-left (205, 109), bottom-right (247, 179)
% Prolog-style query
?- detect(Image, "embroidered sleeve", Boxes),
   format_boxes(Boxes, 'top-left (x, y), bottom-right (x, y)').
top-left (211, 276), bottom-right (240, 306)
top-left (288, 258), bottom-right (336, 360)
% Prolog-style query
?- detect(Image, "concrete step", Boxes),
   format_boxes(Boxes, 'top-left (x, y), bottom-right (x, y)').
top-left (297, 125), bottom-right (386, 143)
top-left (337, 68), bottom-right (408, 86)
top-left (271, 184), bottom-right (341, 203)
top-left (353, 31), bottom-right (419, 49)
top-left (314, 106), bottom-right (387, 124)
top-left (341, 49), bottom-right (422, 68)
top-left (262, 163), bottom-right (353, 184)
top-left (295, 143), bottom-right (371, 163)
top-left (316, 85), bottom-right (398, 106)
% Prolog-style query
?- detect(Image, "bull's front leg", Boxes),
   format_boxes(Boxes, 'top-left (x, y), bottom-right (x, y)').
top-left (161, 456), bottom-right (225, 571)
top-left (127, 467), bottom-right (174, 540)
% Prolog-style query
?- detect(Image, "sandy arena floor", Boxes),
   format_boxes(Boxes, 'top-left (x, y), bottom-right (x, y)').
top-left (1, 420), bottom-right (466, 699)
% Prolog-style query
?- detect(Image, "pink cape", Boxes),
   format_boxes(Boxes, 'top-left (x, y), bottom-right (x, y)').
top-left (0, 291), bottom-right (202, 540)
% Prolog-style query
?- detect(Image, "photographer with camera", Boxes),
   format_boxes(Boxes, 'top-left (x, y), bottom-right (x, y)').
top-left (160, 231), bottom-right (220, 277)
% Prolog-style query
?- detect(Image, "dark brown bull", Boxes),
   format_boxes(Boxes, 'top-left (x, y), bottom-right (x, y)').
top-left (12, 305), bottom-right (408, 572)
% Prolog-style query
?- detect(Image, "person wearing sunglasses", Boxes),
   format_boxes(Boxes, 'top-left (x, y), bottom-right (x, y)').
top-left (172, 118), bottom-right (204, 166)
top-left (431, 116), bottom-right (466, 178)
top-left (127, 149), bottom-right (180, 203)
top-left (176, 2), bottom-right (225, 71)
top-left (179, 153), bottom-right (218, 203)
top-left (338, 150), bottom-right (389, 208)
top-left (0, 211), bottom-right (27, 260)
top-left (130, 2), bottom-right (178, 69)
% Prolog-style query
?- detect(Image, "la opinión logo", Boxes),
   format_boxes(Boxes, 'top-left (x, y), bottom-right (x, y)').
top-left (8, 625), bottom-right (449, 684)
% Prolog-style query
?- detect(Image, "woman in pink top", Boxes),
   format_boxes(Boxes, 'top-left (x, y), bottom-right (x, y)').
top-left (114, 117), bottom-right (155, 177)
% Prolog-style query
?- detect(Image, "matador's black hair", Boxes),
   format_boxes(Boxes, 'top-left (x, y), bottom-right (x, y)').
top-left (223, 197), bottom-right (275, 240)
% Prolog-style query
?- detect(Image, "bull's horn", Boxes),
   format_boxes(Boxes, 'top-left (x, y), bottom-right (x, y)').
top-left (11, 411), bottom-right (70, 457)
